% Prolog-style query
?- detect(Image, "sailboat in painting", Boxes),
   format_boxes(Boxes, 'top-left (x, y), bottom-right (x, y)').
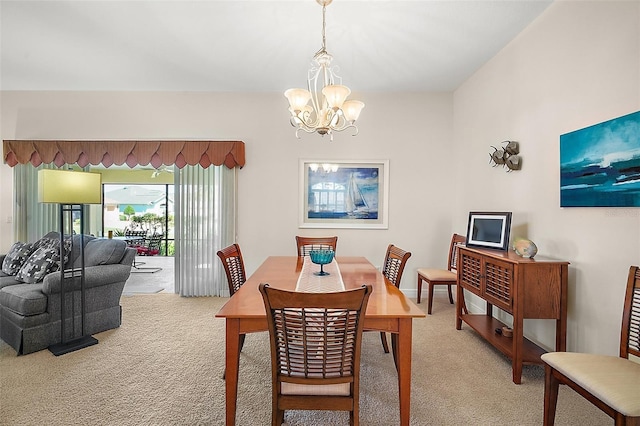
top-left (345, 173), bottom-right (369, 217)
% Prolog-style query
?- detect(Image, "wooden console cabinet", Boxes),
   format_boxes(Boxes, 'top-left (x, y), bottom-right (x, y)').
top-left (456, 246), bottom-right (569, 384)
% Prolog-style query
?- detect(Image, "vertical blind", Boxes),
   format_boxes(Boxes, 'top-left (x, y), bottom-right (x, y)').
top-left (13, 163), bottom-right (63, 242)
top-left (175, 165), bottom-right (237, 297)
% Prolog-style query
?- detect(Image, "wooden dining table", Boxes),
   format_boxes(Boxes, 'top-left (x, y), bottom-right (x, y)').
top-left (215, 256), bottom-right (426, 425)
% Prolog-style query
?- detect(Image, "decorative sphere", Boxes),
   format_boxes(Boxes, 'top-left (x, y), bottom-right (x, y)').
top-left (513, 238), bottom-right (538, 258)
top-left (309, 249), bottom-right (335, 265)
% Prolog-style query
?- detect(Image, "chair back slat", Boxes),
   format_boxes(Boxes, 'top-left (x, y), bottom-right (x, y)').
top-left (296, 236), bottom-right (338, 257)
top-left (449, 234), bottom-right (467, 272)
top-left (125, 229), bottom-right (147, 238)
top-left (623, 266), bottom-right (640, 358)
top-left (217, 244), bottom-right (246, 296)
top-left (382, 244), bottom-right (412, 287)
top-left (260, 284), bottom-right (371, 383)
top-left (124, 229), bottom-right (147, 247)
top-left (146, 233), bottom-right (163, 250)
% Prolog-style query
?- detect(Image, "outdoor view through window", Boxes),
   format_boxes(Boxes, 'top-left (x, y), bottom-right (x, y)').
top-left (103, 184), bottom-right (174, 255)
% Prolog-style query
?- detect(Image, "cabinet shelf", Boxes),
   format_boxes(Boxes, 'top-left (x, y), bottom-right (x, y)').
top-left (460, 314), bottom-right (546, 364)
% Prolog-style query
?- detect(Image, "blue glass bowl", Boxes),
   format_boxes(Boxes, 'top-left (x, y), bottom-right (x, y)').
top-left (309, 249), bottom-right (335, 276)
top-left (310, 249), bottom-right (335, 264)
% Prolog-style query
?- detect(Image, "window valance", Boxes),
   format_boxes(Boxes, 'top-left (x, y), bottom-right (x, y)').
top-left (2, 140), bottom-right (245, 169)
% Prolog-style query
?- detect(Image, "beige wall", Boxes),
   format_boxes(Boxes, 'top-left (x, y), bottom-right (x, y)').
top-left (453, 0), bottom-right (640, 355)
top-left (1, 0), bottom-right (637, 356)
top-left (0, 91), bottom-right (454, 296)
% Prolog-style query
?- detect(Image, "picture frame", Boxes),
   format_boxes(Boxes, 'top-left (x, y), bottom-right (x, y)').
top-left (465, 211), bottom-right (512, 251)
top-left (299, 159), bottom-right (389, 229)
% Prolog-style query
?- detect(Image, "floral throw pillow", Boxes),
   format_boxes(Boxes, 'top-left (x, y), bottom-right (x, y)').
top-left (1, 242), bottom-right (35, 275)
top-left (15, 246), bottom-right (61, 284)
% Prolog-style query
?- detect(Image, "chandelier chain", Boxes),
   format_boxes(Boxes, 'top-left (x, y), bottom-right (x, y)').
top-left (284, 0), bottom-right (364, 140)
top-left (315, 2), bottom-right (328, 58)
top-left (321, 3), bottom-right (327, 52)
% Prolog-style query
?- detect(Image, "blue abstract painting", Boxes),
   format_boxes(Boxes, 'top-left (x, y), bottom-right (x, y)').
top-left (560, 111), bottom-right (640, 207)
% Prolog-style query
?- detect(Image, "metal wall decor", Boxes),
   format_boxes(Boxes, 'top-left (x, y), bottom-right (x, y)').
top-left (489, 140), bottom-right (521, 172)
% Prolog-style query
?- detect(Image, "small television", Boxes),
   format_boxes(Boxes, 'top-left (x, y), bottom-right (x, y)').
top-left (465, 212), bottom-right (512, 251)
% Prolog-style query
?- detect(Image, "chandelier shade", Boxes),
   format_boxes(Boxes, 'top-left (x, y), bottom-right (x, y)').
top-left (341, 100), bottom-right (365, 122)
top-left (284, 88), bottom-right (312, 112)
top-left (285, 0), bottom-right (364, 141)
top-left (322, 85), bottom-right (350, 108)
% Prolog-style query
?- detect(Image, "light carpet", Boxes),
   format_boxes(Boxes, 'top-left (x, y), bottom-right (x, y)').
top-left (0, 294), bottom-right (610, 425)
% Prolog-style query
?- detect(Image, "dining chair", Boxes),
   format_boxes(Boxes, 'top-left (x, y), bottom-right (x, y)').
top-left (295, 236), bottom-right (338, 257)
top-left (541, 265), bottom-right (640, 426)
top-left (129, 233), bottom-right (164, 273)
top-left (217, 243), bottom-right (247, 297)
top-left (259, 283), bottom-right (372, 426)
top-left (135, 233), bottom-right (163, 256)
top-left (416, 233), bottom-right (467, 314)
top-left (379, 244), bottom-right (412, 354)
top-left (124, 228), bottom-right (147, 246)
top-left (217, 243), bottom-right (248, 379)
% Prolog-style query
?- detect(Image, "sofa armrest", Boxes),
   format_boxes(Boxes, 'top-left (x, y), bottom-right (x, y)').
top-left (121, 247), bottom-right (136, 267)
top-left (41, 264), bottom-right (133, 295)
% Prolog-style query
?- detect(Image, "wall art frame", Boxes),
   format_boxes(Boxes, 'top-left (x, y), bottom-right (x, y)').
top-left (299, 159), bottom-right (389, 229)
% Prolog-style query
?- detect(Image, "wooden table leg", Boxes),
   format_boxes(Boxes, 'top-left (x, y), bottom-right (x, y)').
top-left (396, 318), bottom-right (413, 426)
top-left (225, 319), bottom-right (241, 426)
top-left (391, 332), bottom-right (399, 371)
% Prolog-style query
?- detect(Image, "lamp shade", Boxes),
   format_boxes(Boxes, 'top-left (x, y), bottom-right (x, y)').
top-left (284, 88), bottom-right (312, 111)
top-left (322, 85), bottom-right (351, 109)
top-left (38, 169), bottom-right (102, 204)
top-left (342, 100), bottom-right (365, 122)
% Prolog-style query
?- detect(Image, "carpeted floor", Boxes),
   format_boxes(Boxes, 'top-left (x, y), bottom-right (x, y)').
top-left (0, 294), bottom-right (610, 425)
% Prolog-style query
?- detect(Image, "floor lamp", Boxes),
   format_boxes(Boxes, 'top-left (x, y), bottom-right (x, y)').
top-left (38, 169), bottom-right (102, 356)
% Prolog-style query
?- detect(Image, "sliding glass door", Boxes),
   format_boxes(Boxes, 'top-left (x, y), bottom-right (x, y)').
top-left (12, 163), bottom-right (237, 297)
top-left (101, 183), bottom-right (174, 255)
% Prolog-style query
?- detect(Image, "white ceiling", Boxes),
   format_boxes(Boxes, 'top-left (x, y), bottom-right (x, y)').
top-left (0, 0), bottom-right (553, 93)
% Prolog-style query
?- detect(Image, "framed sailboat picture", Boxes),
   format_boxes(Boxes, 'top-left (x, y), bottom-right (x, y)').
top-left (299, 159), bottom-right (389, 229)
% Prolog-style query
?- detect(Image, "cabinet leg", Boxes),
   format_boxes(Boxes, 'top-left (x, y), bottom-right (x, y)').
top-left (512, 364), bottom-right (523, 384)
top-left (456, 286), bottom-right (463, 330)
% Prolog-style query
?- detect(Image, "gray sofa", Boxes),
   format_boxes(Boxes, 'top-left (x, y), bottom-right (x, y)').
top-left (0, 232), bottom-right (135, 355)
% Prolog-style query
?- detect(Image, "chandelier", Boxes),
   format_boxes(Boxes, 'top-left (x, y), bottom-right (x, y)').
top-left (284, 0), bottom-right (364, 141)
